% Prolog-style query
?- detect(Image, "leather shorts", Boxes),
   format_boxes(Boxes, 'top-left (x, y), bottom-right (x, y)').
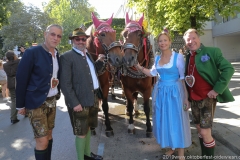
top-left (191, 97), bottom-right (217, 128)
top-left (27, 96), bottom-right (57, 138)
top-left (68, 94), bottom-right (99, 136)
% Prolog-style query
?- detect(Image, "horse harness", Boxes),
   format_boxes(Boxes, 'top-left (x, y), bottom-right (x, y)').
top-left (121, 37), bottom-right (155, 79)
top-left (91, 33), bottom-right (121, 76)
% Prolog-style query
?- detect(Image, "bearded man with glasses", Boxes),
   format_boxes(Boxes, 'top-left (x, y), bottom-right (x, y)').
top-left (16, 24), bottom-right (63, 160)
top-left (60, 28), bottom-right (103, 160)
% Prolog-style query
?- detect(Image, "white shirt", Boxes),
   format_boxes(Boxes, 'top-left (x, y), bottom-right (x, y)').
top-left (47, 50), bottom-right (59, 97)
top-left (73, 47), bottom-right (99, 89)
top-left (150, 52), bottom-right (185, 79)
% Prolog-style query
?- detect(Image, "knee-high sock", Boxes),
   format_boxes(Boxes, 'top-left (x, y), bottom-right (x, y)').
top-left (47, 139), bottom-right (53, 160)
top-left (75, 136), bottom-right (86, 160)
top-left (84, 129), bottom-right (91, 156)
top-left (203, 139), bottom-right (215, 160)
top-left (198, 133), bottom-right (206, 156)
top-left (34, 148), bottom-right (48, 160)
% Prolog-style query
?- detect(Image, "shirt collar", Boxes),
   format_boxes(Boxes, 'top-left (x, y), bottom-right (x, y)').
top-left (72, 47), bottom-right (88, 56)
top-left (42, 43), bottom-right (57, 56)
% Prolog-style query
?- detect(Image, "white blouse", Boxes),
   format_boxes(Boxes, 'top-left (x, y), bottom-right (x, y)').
top-left (150, 52), bottom-right (185, 79)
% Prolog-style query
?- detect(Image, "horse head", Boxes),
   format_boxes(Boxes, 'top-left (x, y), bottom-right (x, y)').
top-left (88, 12), bottom-right (123, 67)
top-left (122, 12), bottom-right (144, 67)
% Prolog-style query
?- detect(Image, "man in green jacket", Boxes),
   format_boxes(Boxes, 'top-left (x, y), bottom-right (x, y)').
top-left (183, 28), bottom-right (234, 160)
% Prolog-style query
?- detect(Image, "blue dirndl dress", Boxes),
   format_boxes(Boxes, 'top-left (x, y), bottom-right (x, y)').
top-left (152, 52), bottom-right (191, 148)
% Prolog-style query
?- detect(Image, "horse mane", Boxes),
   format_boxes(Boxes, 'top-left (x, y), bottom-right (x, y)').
top-left (85, 24), bottom-right (98, 60)
top-left (85, 24), bottom-right (95, 37)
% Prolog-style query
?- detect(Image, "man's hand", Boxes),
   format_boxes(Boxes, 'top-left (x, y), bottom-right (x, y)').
top-left (207, 90), bottom-right (218, 99)
top-left (73, 104), bottom-right (83, 112)
top-left (18, 108), bottom-right (26, 115)
top-left (56, 93), bottom-right (61, 100)
top-left (97, 54), bottom-right (105, 62)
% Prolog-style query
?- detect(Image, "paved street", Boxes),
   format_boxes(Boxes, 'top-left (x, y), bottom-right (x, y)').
top-left (0, 62), bottom-right (240, 160)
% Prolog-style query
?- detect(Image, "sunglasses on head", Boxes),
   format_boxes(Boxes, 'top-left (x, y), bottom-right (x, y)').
top-left (74, 37), bottom-right (87, 42)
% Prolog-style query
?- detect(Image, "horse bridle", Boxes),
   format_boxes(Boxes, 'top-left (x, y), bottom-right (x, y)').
top-left (95, 35), bottom-right (122, 74)
top-left (122, 43), bottom-right (142, 53)
top-left (97, 35), bottom-right (122, 63)
top-left (121, 30), bottom-right (143, 55)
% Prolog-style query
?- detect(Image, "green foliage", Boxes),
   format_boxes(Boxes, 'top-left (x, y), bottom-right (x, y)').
top-left (0, 0), bottom-right (15, 28)
top-left (0, 3), bottom-right (52, 52)
top-left (128, 0), bottom-right (240, 36)
top-left (84, 18), bottom-right (125, 39)
top-left (44, 0), bottom-right (95, 53)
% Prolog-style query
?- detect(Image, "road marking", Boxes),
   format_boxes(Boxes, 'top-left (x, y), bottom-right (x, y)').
top-left (97, 143), bottom-right (104, 156)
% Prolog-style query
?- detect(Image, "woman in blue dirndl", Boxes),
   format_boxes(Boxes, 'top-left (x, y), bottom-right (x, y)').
top-left (136, 32), bottom-right (191, 159)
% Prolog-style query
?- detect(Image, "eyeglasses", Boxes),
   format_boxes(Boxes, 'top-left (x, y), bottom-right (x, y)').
top-left (50, 32), bottom-right (62, 39)
top-left (74, 37), bottom-right (87, 42)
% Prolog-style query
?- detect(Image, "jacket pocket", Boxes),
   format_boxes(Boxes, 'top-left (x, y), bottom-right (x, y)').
top-left (27, 85), bottom-right (37, 91)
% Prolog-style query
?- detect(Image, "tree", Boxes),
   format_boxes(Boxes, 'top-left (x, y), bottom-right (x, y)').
top-left (0, 2), bottom-right (53, 51)
top-left (128, 0), bottom-right (240, 36)
top-left (44, 0), bottom-right (96, 53)
top-left (0, 0), bottom-right (15, 28)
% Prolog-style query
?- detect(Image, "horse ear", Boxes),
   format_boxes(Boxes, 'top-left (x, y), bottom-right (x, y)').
top-left (106, 13), bottom-right (113, 26)
top-left (125, 12), bottom-right (130, 25)
top-left (138, 13), bottom-right (144, 27)
top-left (91, 12), bottom-right (101, 28)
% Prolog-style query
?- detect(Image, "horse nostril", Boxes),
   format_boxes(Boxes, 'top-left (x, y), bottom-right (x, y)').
top-left (131, 56), bottom-right (135, 61)
top-left (115, 57), bottom-right (119, 63)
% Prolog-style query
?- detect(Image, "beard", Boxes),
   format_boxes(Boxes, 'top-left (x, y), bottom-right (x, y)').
top-left (73, 43), bottom-right (86, 52)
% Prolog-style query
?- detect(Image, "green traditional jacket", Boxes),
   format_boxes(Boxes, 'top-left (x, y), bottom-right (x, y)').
top-left (185, 44), bottom-right (235, 103)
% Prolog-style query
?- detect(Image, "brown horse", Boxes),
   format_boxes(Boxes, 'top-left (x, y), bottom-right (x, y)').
top-left (121, 13), bottom-right (155, 137)
top-left (85, 13), bottom-right (123, 137)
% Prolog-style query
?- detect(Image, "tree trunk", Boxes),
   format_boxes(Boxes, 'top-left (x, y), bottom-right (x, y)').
top-left (190, 16), bottom-right (197, 29)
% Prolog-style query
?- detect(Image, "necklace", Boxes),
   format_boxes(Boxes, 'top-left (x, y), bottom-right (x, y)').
top-left (185, 53), bottom-right (196, 87)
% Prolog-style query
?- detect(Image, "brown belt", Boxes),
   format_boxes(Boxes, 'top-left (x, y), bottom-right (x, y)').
top-left (46, 95), bottom-right (56, 101)
top-left (94, 88), bottom-right (99, 94)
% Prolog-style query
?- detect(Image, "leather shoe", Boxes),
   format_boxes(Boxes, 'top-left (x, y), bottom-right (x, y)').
top-left (84, 152), bottom-right (103, 160)
top-left (11, 119), bottom-right (20, 124)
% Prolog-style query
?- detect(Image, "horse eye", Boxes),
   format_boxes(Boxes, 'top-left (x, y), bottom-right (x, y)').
top-left (100, 33), bottom-right (106, 37)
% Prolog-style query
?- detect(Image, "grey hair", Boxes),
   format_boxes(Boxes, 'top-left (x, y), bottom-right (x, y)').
top-left (183, 28), bottom-right (199, 39)
top-left (46, 24), bottom-right (63, 32)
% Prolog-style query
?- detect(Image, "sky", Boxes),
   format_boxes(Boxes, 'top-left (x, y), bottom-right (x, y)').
top-left (21, 0), bottom-right (125, 19)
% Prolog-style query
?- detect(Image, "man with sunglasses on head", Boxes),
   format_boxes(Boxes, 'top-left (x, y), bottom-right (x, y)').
top-left (16, 24), bottom-right (63, 160)
top-left (60, 28), bottom-right (103, 160)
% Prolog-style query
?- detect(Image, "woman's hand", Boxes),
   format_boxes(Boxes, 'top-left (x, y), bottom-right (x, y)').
top-left (183, 99), bottom-right (190, 111)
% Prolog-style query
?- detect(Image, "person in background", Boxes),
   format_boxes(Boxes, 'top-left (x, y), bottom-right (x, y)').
top-left (135, 31), bottom-right (191, 160)
top-left (18, 46), bottom-right (26, 57)
top-left (0, 60), bottom-right (9, 101)
top-left (179, 48), bottom-right (183, 54)
top-left (16, 24), bottom-right (62, 160)
top-left (60, 28), bottom-right (103, 160)
top-left (3, 51), bottom-right (20, 124)
top-left (183, 28), bottom-right (234, 159)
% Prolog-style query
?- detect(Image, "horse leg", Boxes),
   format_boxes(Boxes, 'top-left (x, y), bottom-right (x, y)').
top-left (102, 98), bottom-right (114, 137)
top-left (133, 92), bottom-right (140, 116)
top-left (143, 99), bottom-right (152, 137)
top-left (126, 92), bottom-right (139, 116)
top-left (111, 84), bottom-right (116, 100)
top-left (124, 90), bottom-right (135, 134)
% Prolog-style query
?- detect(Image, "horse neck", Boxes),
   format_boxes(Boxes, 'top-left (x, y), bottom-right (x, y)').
top-left (86, 36), bottom-right (104, 61)
top-left (137, 37), bottom-right (149, 67)
top-left (137, 48), bottom-right (145, 65)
